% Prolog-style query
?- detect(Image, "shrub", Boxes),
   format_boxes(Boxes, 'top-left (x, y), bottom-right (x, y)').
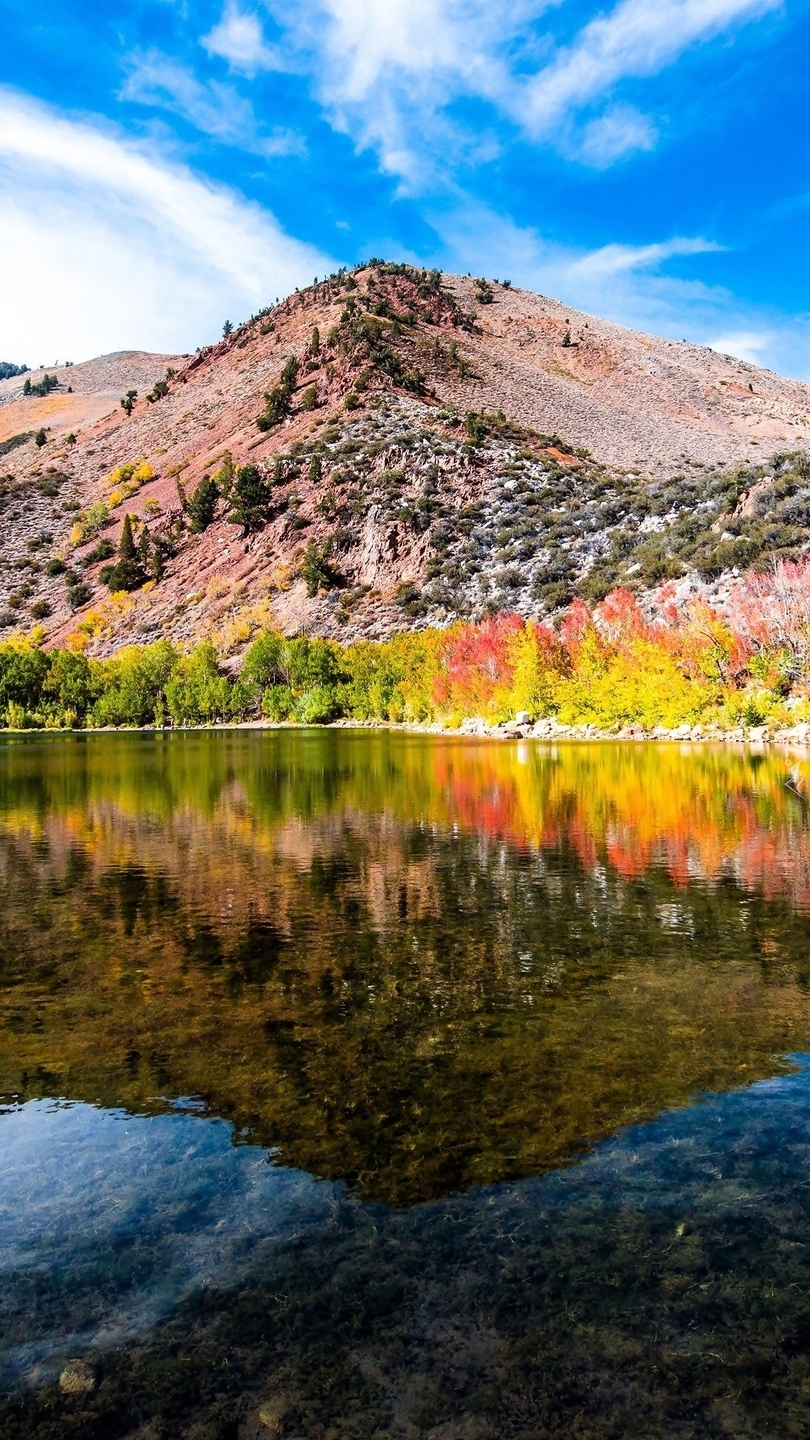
top-left (296, 685), bottom-right (342, 724)
top-left (30, 600), bottom-right (52, 620)
top-left (300, 386), bottom-right (318, 412)
top-left (45, 557), bottom-right (66, 577)
top-left (34, 429), bottom-right (47, 448)
top-left (262, 684), bottom-right (294, 721)
top-left (301, 541), bottom-right (344, 596)
top-left (67, 582), bottom-right (92, 608)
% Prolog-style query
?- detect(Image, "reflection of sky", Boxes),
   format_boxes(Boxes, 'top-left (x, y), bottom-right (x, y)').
top-left (4, 1059), bottom-right (810, 1385)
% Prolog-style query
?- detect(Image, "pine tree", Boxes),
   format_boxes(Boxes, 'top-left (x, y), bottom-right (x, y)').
top-left (228, 465), bottom-right (270, 535)
top-left (187, 474), bottom-right (220, 533)
top-left (103, 514), bottom-right (146, 591)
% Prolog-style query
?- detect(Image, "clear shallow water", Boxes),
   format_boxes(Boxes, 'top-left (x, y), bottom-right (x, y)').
top-left (4, 732), bottom-right (810, 1436)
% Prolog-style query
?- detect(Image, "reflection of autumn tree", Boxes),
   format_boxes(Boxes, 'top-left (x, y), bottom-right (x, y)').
top-left (3, 735), bottom-right (810, 1202)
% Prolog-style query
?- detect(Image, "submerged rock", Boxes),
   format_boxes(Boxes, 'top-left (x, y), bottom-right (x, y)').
top-left (58, 1358), bottom-right (96, 1394)
top-left (257, 1394), bottom-right (292, 1432)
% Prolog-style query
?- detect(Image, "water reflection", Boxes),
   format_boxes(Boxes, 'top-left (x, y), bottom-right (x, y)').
top-left (3, 733), bottom-right (810, 1205)
top-left (4, 733), bottom-right (810, 1434)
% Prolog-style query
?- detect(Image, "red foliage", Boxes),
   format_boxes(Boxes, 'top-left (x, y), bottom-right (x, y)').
top-left (433, 613), bottom-right (523, 713)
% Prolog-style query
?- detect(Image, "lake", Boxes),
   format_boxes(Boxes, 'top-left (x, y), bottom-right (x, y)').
top-left (3, 731), bottom-right (810, 1438)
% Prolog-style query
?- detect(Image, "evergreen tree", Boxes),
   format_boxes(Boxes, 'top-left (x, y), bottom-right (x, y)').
top-left (103, 514), bottom-right (146, 592)
top-left (120, 389), bottom-right (138, 416)
top-left (222, 320), bottom-right (233, 339)
top-left (187, 474), bottom-right (220, 533)
top-left (228, 465), bottom-right (270, 535)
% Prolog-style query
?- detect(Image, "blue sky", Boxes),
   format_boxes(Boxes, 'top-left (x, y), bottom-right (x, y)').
top-left (1, 0), bottom-right (809, 374)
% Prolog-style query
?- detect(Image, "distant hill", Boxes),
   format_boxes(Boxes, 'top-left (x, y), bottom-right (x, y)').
top-left (1, 264), bottom-right (810, 657)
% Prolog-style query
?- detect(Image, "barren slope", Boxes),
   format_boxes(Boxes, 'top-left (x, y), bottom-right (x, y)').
top-left (1, 264), bottom-right (809, 657)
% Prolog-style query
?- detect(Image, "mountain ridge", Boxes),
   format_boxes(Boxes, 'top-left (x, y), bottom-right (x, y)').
top-left (1, 262), bottom-right (810, 658)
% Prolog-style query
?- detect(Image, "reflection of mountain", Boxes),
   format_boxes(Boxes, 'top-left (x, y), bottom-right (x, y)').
top-left (2, 732), bottom-right (810, 1204)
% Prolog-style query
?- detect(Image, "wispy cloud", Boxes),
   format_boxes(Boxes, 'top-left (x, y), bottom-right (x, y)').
top-left (121, 52), bottom-right (303, 156)
top-left (575, 104), bottom-right (657, 167)
top-left (201, 2), bottom-right (287, 77)
top-left (249, 0), bottom-right (782, 180)
top-left (523, 0), bottom-right (781, 134)
top-left (0, 88), bottom-right (332, 359)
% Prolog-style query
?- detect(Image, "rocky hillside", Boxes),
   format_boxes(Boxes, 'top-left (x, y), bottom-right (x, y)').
top-left (2, 262), bottom-right (810, 657)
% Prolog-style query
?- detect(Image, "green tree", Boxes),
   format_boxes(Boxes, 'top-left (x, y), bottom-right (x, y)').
top-left (102, 514), bottom-right (146, 592)
top-left (42, 649), bottom-right (95, 725)
top-left (228, 464), bottom-right (270, 534)
top-left (165, 641), bottom-right (231, 725)
top-left (93, 641), bottom-right (176, 726)
top-left (222, 320), bottom-right (233, 339)
top-left (215, 450), bottom-right (235, 498)
top-left (301, 541), bottom-right (343, 597)
top-left (300, 386), bottom-right (318, 412)
top-left (256, 385), bottom-right (291, 431)
top-left (309, 326), bottom-right (320, 356)
top-left (34, 428), bottom-right (46, 448)
top-left (0, 639), bottom-right (49, 722)
top-left (187, 474), bottom-right (219, 533)
top-left (120, 389), bottom-right (138, 416)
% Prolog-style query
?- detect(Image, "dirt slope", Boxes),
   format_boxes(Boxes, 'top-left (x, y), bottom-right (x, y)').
top-left (1, 264), bottom-right (809, 657)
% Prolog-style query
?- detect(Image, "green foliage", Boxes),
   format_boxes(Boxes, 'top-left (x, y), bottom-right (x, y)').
top-left (34, 429), bottom-right (47, 448)
top-left (256, 385), bottom-right (291, 431)
top-left (300, 386), bottom-right (318, 412)
top-left (0, 640), bottom-right (50, 722)
top-left (42, 650), bottom-right (95, 725)
top-left (67, 581), bottom-right (92, 608)
top-left (228, 464), bottom-right (270, 534)
top-left (120, 390), bottom-right (138, 417)
top-left (147, 378), bottom-right (169, 403)
top-left (45, 557), bottom-right (66, 577)
top-left (165, 641), bottom-right (231, 725)
top-left (187, 474), bottom-right (220, 533)
top-left (102, 514), bottom-right (147, 592)
top-left (222, 320), bottom-right (233, 339)
top-left (301, 540), bottom-right (344, 596)
top-left (215, 451), bottom-right (235, 499)
top-left (93, 641), bottom-right (176, 727)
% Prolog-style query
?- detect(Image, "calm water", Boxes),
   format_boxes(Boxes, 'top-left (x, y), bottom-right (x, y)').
top-left (4, 733), bottom-right (810, 1437)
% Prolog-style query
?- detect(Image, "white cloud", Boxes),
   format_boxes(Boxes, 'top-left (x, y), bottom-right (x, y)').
top-left (707, 330), bottom-right (775, 364)
top-left (523, 0), bottom-right (782, 133)
top-left (202, 2), bottom-right (287, 76)
top-left (575, 105), bottom-right (657, 167)
top-left (121, 52), bottom-right (303, 156)
top-left (0, 88), bottom-right (333, 360)
top-left (566, 236), bottom-right (722, 279)
top-left (254, 0), bottom-right (782, 180)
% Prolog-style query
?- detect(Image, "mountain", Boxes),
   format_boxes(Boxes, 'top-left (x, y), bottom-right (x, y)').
top-left (2, 262), bottom-right (810, 658)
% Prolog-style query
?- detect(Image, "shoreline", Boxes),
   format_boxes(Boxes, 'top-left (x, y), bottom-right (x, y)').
top-left (3, 716), bottom-right (810, 746)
